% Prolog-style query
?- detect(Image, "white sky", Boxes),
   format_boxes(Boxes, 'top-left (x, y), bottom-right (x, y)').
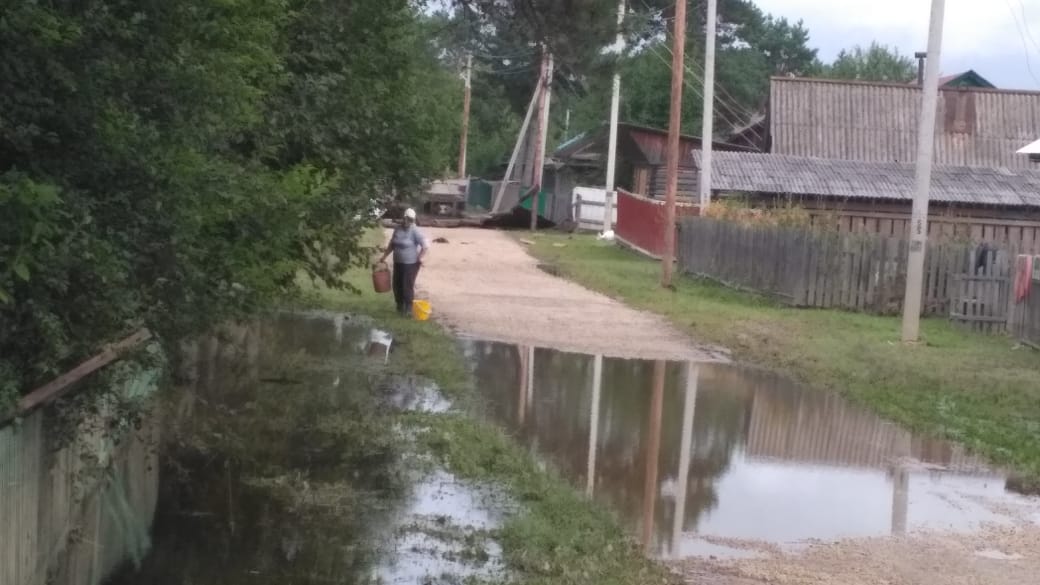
top-left (754, 0), bottom-right (1040, 89)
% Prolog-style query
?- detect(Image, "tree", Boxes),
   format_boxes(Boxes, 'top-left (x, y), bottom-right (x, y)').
top-left (823, 42), bottom-right (917, 83)
top-left (0, 0), bottom-right (458, 411)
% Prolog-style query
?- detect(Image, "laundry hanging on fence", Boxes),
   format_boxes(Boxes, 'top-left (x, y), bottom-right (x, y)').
top-left (1015, 254), bottom-right (1033, 302)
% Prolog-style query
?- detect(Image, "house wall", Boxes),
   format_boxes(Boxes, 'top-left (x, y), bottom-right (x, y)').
top-left (615, 190), bottom-right (700, 258)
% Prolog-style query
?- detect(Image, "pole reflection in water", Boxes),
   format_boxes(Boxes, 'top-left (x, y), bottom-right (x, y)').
top-left (517, 345), bottom-right (528, 426)
top-left (586, 355), bottom-right (603, 497)
top-left (671, 363), bottom-right (698, 559)
top-left (641, 360), bottom-right (665, 552)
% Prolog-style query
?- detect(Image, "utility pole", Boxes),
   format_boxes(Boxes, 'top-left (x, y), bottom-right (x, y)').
top-left (698, 0), bottom-right (718, 208)
top-left (530, 47), bottom-right (554, 231)
top-left (901, 0), bottom-right (946, 342)
top-left (604, 0), bottom-right (625, 234)
top-left (661, 0), bottom-right (687, 286)
top-left (458, 53), bottom-right (472, 179)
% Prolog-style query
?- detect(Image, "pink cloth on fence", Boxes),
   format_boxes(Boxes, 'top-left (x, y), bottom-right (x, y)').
top-left (1015, 254), bottom-right (1032, 303)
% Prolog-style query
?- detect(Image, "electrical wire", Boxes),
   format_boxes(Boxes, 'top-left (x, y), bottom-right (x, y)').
top-left (1005, 0), bottom-right (1040, 87)
top-left (650, 42), bottom-right (765, 148)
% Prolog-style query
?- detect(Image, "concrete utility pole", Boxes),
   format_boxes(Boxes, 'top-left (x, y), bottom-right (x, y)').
top-left (604, 0), bottom-right (626, 234)
top-left (530, 47), bottom-right (554, 231)
top-left (698, 0), bottom-right (718, 208)
top-left (458, 53), bottom-right (473, 178)
top-left (901, 0), bottom-right (946, 342)
top-left (661, 0), bottom-right (688, 286)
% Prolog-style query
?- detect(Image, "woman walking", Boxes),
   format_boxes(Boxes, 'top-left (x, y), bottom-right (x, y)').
top-left (379, 208), bottom-right (428, 317)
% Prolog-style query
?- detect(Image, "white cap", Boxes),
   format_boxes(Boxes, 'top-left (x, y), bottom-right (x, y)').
top-left (404, 208), bottom-right (416, 220)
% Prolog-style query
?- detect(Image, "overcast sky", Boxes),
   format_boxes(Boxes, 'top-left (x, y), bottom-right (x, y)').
top-left (754, 0), bottom-right (1040, 89)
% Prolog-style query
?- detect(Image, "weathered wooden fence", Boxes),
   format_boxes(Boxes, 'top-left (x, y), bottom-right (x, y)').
top-left (806, 210), bottom-right (1040, 253)
top-left (677, 217), bottom-right (992, 316)
top-left (0, 363), bottom-right (160, 585)
top-left (1008, 255), bottom-right (1040, 346)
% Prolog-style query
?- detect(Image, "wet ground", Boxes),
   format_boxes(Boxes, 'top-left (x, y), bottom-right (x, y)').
top-left (108, 310), bottom-right (1040, 585)
top-left (462, 340), bottom-right (1040, 561)
top-left (109, 311), bottom-right (507, 585)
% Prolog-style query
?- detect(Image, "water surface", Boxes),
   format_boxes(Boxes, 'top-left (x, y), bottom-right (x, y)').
top-left (463, 340), bottom-right (1038, 559)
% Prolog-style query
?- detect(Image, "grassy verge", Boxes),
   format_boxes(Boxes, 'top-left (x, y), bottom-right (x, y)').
top-left (525, 233), bottom-right (1040, 482)
top-left (298, 241), bottom-right (675, 585)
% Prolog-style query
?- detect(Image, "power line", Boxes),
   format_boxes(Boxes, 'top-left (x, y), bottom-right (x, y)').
top-left (1005, 0), bottom-right (1040, 86)
top-left (652, 41), bottom-right (765, 147)
top-left (645, 43), bottom-right (760, 150)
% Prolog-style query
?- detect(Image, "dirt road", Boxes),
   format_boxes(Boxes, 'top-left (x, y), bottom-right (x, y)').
top-left (414, 227), bottom-right (726, 362)
top-left (679, 523), bottom-right (1040, 585)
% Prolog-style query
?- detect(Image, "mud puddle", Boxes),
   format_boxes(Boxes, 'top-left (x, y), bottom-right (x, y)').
top-left (109, 311), bottom-right (505, 585)
top-left (463, 341), bottom-right (1040, 560)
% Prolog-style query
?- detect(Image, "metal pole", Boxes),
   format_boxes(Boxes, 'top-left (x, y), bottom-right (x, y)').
top-left (661, 0), bottom-right (687, 286)
top-left (530, 48), bottom-right (553, 231)
top-left (458, 53), bottom-right (472, 179)
top-left (901, 0), bottom-right (946, 342)
top-left (604, 0), bottom-right (626, 234)
top-left (698, 0), bottom-right (717, 209)
top-left (586, 354), bottom-right (603, 497)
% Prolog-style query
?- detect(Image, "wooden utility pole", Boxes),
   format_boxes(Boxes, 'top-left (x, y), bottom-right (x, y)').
top-left (604, 0), bottom-right (626, 234)
top-left (698, 0), bottom-right (718, 208)
top-left (901, 0), bottom-right (946, 342)
top-left (661, 0), bottom-right (687, 286)
top-left (458, 53), bottom-right (473, 178)
top-left (530, 47), bottom-right (553, 231)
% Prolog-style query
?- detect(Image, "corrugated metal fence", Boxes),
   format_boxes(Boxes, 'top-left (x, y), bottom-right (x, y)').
top-left (0, 365), bottom-right (160, 585)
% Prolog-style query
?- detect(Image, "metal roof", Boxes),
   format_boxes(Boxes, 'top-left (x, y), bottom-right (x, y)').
top-left (1017, 138), bottom-right (1040, 154)
top-left (769, 77), bottom-right (1040, 169)
top-left (693, 150), bottom-right (1040, 208)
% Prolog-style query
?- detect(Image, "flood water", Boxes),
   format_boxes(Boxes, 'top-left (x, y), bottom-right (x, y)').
top-left (463, 340), bottom-right (1040, 560)
top-left (109, 311), bottom-right (504, 585)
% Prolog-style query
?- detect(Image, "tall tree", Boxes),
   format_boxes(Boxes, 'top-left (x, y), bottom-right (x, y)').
top-left (0, 0), bottom-right (458, 409)
top-left (823, 42), bottom-right (917, 83)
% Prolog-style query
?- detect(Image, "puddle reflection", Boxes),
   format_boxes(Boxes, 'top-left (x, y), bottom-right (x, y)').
top-left (464, 341), bottom-right (1038, 560)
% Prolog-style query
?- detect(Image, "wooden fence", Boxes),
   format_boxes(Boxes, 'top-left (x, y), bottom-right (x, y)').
top-left (806, 210), bottom-right (1040, 253)
top-left (677, 217), bottom-right (988, 316)
top-left (1008, 256), bottom-right (1040, 346)
top-left (0, 362), bottom-right (160, 585)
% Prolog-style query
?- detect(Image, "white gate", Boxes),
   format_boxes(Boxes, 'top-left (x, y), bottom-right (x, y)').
top-left (572, 187), bottom-right (617, 231)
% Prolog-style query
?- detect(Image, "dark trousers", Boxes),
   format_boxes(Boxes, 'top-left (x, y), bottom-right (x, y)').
top-left (393, 262), bottom-right (420, 315)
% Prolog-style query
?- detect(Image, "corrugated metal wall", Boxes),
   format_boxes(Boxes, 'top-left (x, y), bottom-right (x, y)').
top-left (771, 79), bottom-right (1040, 169)
top-left (0, 367), bottom-right (160, 585)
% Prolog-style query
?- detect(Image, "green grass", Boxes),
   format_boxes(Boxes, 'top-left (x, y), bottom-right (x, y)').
top-left (413, 413), bottom-right (674, 585)
top-left (295, 235), bottom-right (676, 584)
top-left (526, 233), bottom-right (1040, 482)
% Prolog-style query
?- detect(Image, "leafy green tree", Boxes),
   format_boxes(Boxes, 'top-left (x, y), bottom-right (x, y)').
top-left (823, 42), bottom-right (917, 83)
top-left (0, 0), bottom-right (458, 407)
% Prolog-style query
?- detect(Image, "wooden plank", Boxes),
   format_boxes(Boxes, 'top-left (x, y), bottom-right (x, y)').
top-left (867, 235), bottom-right (882, 310)
top-left (11, 329), bottom-right (152, 420)
top-left (855, 236), bottom-right (869, 310)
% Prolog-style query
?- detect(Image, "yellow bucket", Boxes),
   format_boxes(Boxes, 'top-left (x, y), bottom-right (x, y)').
top-left (412, 300), bottom-right (432, 321)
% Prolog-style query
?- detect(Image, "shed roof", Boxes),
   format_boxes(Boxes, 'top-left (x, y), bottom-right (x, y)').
top-left (769, 77), bottom-right (1040, 169)
top-left (693, 150), bottom-right (1040, 208)
top-left (939, 70), bottom-right (995, 89)
top-left (553, 122), bottom-right (750, 168)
